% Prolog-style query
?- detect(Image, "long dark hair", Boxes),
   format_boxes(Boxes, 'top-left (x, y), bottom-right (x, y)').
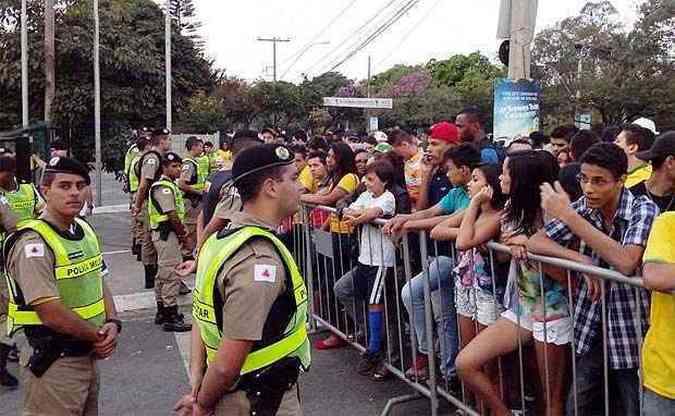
top-left (503, 150), bottom-right (559, 235)
top-left (475, 163), bottom-right (507, 210)
top-left (329, 142), bottom-right (356, 188)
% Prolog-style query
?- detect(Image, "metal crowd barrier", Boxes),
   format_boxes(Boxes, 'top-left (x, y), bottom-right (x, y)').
top-left (289, 203), bottom-right (648, 416)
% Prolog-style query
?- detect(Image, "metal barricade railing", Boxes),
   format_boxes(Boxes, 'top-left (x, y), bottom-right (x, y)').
top-left (291, 203), bottom-right (649, 416)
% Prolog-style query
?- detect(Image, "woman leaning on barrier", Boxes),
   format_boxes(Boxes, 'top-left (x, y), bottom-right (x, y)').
top-left (455, 150), bottom-right (570, 416)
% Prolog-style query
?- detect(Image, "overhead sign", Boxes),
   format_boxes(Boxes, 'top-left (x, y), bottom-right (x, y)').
top-left (323, 97), bottom-right (393, 109)
top-left (493, 78), bottom-right (541, 140)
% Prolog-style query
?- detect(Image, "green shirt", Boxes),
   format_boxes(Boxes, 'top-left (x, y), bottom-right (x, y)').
top-left (438, 186), bottom-right (470, 215)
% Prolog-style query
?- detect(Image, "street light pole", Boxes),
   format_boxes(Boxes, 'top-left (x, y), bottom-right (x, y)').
top-left (165, 0), bottom-right (172, 130)
top-left (93, 0), bottom-right (102, 206)
top-left (21, 0), bottom-right (28, 128)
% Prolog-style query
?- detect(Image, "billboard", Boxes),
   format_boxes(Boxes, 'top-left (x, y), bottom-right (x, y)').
top-left (493, 78), bottom-right (541, 140)
top-left (323, 97), bottom-right (393, 109)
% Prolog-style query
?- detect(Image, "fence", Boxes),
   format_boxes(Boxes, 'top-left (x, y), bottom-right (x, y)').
top-left (290, 203), bottom-right (650, 416)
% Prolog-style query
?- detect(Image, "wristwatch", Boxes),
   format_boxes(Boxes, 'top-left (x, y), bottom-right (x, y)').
top-left (105, 318), bottom-right (123, 334)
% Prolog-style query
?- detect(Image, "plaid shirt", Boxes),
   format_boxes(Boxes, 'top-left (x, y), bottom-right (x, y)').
top-left (544, 188), bottom-right (658, 369)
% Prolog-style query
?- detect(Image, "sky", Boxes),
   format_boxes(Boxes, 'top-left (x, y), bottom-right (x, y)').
top-left (191, 0), bottom-right (640, 84)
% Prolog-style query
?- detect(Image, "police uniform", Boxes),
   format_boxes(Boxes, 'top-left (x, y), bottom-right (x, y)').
top-left (0, 197), bottom-right (19, 387)
top-left (126, 136), bottom-right (148, 258)
top-left (137, 141), bottom-right (163, 287)
top-left (148, 153), bottom-right (191, 332)
top-left (193, 144), bottom-right (310, 416)
top-left (180, 154), bottom-right (209, 254)
top-left (4, 158), bottom-right (116, 415)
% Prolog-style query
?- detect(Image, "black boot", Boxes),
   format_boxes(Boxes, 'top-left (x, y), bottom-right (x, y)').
top-left (154, 302), bottom-right (166, 325)
top-left (0, 344), bottom-right (18, 389)
top-left (178, 280), bottom-right (191, 296)
top-left (131, 239), bottom-right (138, 256)
top-left (144, 264), bottom-right (156, 289)
top-left (162, 306), bottom-right (192, 332)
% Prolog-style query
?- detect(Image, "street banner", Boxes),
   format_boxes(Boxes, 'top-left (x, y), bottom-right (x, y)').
top-left (323, 97), bottom-right (393, 109)
top-left (493, 78), bottom-right (540, 140)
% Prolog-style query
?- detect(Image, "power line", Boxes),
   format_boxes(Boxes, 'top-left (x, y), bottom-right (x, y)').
top-left (280, 0), bottom-right (358, 67)
top-left (322, 0), bottom-right (420, 74)
top-left (375, 0), bottom-right (441, 69)
top-left (302, 0), bottom-right (401, 76)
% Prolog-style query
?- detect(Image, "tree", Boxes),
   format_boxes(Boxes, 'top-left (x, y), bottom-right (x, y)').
top-left (168, 0), bottom-right (203, 50)
top-left (0, 0), bottom-right (218, 171)
top-left (532, 0), bottom-right (675, 130)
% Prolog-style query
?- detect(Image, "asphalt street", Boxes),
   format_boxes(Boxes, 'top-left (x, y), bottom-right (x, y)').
top-left (0, 210), bottom-right (450, 415)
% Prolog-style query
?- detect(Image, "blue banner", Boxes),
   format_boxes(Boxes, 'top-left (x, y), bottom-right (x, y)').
top-left (493, 78), bottom-right (541, 140)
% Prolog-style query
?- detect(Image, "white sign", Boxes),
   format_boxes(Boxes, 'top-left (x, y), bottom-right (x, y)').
top-left (369, 117), bottom-right (379, 132)
top-left (323, 97), bottom-right (393, 109)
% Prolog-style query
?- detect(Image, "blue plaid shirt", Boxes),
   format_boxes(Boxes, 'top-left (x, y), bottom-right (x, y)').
top-left (544, 188), bottom-right (658, 369)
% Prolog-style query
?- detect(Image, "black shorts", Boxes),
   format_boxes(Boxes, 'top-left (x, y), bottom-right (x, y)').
top-left (353, 263), bottom-right (388, 305)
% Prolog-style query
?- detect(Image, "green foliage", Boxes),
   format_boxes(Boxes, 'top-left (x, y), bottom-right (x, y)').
top-left (532, 0), bottom-right (675, 130)
top-left (0, 0), bottom-right (217, 172)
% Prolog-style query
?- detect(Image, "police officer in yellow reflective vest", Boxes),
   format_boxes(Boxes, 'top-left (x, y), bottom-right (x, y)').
top-left (149, 152), bottom-right (192, 332)
top-left (126, 135), bottom-right (149, 260)
top-left (179, 136), bottom-right (208, 256)
top-left (4, 157), bottom-right (120, 415)
top-left (174, 143), bottom-right (310, 416)
top-left (0, 152), bottom-right (44, 388)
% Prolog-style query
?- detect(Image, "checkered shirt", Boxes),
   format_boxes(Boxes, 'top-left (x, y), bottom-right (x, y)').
top-left (544, 188), bottom-right (658, 369)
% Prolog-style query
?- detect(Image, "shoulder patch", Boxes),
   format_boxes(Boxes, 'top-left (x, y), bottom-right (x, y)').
top-left (146, 157), bottom-right (157, 165)
top-left (162, 188), bottom-right (172, 194)
top-left (182, 164), bottom-right (191, 171)
top-left (24, 243), bottom-right (45, 258)
top-left (254, 264), bottom-right (276, 283)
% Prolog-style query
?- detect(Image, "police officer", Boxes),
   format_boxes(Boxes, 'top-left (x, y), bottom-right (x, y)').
top-left (178, 136), bottom-right (208, 256)
top-left (132, 127), bottom-right (171, 289)
top-left (4, 157), bottom-right (120, 415)
top-left (0, 152), bottom-right (43, 388)
top-left (175, 143), bottom-right (310, 416)
top-left (127, 135), bottom-right (149, 260)
top-left (148, 152), bottom-right (192, 332)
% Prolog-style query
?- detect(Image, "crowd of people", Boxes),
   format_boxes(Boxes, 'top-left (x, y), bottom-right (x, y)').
top-left (225, 108), bottom-right (674, 416)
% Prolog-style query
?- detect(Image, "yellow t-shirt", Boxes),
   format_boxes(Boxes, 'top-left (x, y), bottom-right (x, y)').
top-left (625, 163), bottom-right (652, 188)
top-left (329, 173), bottom-right (359, 233)
top-left (217, 149), bottom-right (232, 162)
top-left (298, 165), bottom-right (315, 193)
top-left (642, 211), bottom-right (675, 398)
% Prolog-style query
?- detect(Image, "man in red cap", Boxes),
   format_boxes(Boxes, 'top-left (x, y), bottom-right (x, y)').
top-left (416, 121), bottom-right (460, 210)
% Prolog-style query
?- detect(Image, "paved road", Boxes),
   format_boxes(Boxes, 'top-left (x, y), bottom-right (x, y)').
top-left (0, 211), bottom-right (450, 415)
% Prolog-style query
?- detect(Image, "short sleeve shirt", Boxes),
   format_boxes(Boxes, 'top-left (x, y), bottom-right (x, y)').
top-left (349, 191), bottom-right (396, 266)
top-left (6, 210), bottom-right (94, 306)
top-left (438, 186), bottom-right (470, 215)
top-left (180, 160), bottom-right (197, 184)
top-left (427, 170), bottom-right (451, 207)
top-left (624, 163), bottom-right (652, 188)
top-left (215, 212), bottom-right (287, 341)
top-left (543, 189), bottom-right (658, 369)
top-left (151, 183), bottom-right (176, 213)
top-left (298, 165), bottom-right (315, 192)
top-left (140, 152), bottom-right (161, 181)
top-left (329, 173), bottom-right (360, 233)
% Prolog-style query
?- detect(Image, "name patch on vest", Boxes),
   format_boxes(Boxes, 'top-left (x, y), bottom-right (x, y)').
top-left (193, 299), bottom-right (216, 324)
top-left (56, 255), bottom-right (103, 280)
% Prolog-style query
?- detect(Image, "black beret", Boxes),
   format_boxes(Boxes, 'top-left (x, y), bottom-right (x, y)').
top-left (45, 157), bottom-right (91, 185)
top-left (232, 144), bottom-right (294, 184)
top-left (162, 152), bottom-right (182, 164)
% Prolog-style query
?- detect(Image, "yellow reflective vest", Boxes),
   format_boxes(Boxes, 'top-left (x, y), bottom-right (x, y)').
top-left (193, 226), bottom-right (311, 375)
top-left (148, 178), bottom-right (186, 230)
top-left (4, 218), bottom-right (106, 336)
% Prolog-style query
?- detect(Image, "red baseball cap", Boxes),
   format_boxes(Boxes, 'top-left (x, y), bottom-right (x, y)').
top-left (429, 121), bottom-right (459, 144)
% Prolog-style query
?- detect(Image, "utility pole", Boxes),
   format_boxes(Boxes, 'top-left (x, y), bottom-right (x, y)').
top-left (44, 0), bottom-right (55, 123)
top-left (257, 37), bottom-right (290, 82)
top-left (93, 0), bottom-right (102, 206)
top-left (366, 56), bottom-right (372, 132)
top-left (165, 0), bottom-right (172, 130)
top-left (498, 0), bottom-right (538, 80)
top-left (21, 0), bottom-right (28, 127)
